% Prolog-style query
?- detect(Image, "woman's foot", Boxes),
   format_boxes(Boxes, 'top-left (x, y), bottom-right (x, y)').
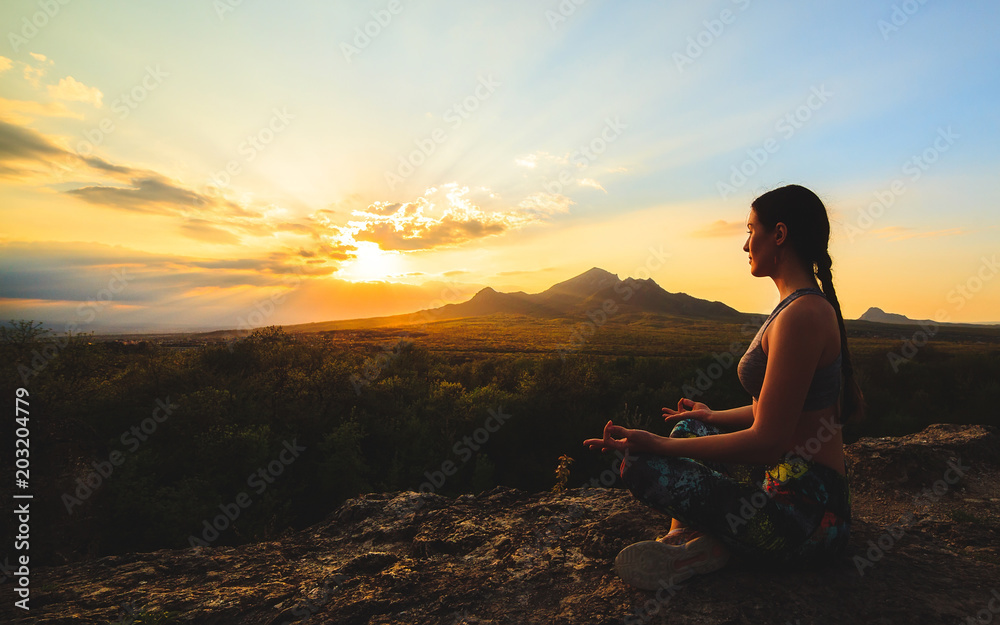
top-left (656, 526), bottom-right (701, 545)
top-left (614, 534), bottom-right (730, 590)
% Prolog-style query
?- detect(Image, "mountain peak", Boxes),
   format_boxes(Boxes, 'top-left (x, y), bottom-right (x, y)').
top-left (542, 267), bottom-right (620, 299)
top-left (859, 307), bottom-right (916, 324)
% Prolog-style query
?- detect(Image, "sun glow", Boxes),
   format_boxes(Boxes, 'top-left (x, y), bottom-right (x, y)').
top-left (338, 241), bottom-right (404, 283)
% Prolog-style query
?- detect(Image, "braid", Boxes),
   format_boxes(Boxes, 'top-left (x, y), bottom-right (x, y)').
top-left (815, 251), bottom-right (865, 424)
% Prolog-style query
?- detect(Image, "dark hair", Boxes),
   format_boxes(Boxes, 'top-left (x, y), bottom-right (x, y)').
top-left (751, 184), bottom-right (865, 425)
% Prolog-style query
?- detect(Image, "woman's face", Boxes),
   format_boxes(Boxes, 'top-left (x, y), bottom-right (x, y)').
top-left (743, 209), bottom-right (776, 277)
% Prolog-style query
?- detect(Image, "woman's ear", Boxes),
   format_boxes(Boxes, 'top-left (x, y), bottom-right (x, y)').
top-left (774, 222), bottom-right (788, 246)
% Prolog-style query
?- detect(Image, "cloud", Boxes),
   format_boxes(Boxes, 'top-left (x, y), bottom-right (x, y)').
top-left (0, 240), bottom-right (480, 330)
top-left (353, 215), bottom-right (506, 250)
top-left (514, 151), bottom-right (569, 168)
top-left (0, 56), bottom-right (99, 122)
top-left (179, 219), bottom-right (243, 245)
top-left (692, 219), bottom-right (747, 238)
top-left (516, 192), bottom-right (573, 216)
top-left (0, 117), bottom-right (78, 177)
top-left (0, 240), bottom-right (323, 305)
top-left (0, 98), bottom-right (86, 124)
top-left (347, 185), bottom-right (567, 252)
top-left (495, 267), bottom-right (557, 276)
top-left (0, 118), bottom-right (349, 264)
top-left (577, 177), bottom-right (606, 192)
top-left (23, 62), bottom-right (48, 88)
top-left (67, 175), bottom-right (240, 216)
top-left (48, 76), bottom-right (104, 107)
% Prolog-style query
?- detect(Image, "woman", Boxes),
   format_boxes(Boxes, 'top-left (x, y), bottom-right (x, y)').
top-left (583, 184), bottom-right (864, 590)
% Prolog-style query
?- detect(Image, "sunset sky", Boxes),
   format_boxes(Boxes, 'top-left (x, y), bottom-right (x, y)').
top-left (1, 0), bottom-right (998, 332)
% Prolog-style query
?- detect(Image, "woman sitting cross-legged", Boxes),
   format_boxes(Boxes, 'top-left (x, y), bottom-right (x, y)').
top-left (583, 184), bottom-right (864, 590)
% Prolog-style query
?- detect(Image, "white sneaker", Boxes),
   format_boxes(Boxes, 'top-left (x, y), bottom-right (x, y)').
top-left (614, 534), bottom-right (730, 590)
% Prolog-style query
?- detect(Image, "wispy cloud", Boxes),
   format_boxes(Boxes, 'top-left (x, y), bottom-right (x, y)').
top-left (692, 219), bottom-right (747, 238)
top-left (67, 175), bottom-right (248, 217)
top-left (47, 76), bottom-right (103, 107)
top-left (347, 184), bottom-right (571, 252)
top-left (577, 177), bottom-right (606, 192)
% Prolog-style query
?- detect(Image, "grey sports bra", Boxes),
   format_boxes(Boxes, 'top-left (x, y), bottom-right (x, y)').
top-left (737, 287), bottom-right (842, 410)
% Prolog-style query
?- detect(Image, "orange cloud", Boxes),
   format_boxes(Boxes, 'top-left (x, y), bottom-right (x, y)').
top-left (346, 185), bottom-right (569, 252)
top-left (692, 219), bottom-right (746, 238)
top-left (47, 76), bottom-right (103, 107)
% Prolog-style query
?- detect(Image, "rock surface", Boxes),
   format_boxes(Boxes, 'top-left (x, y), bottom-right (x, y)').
top-left (5, 424), bottom-right (1000, 625)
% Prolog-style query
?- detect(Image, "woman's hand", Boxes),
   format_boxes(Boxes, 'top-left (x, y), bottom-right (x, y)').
top-left (662, 397), bottom-right (713, 429)
top-left (583, 420), bottom-right (665, 455)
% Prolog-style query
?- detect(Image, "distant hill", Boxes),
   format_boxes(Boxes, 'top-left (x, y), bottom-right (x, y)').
top-left (858, 307), bottom-right (924, 325)
top-left (857, 307), bottom-right (1000, 329)
top-left (278, 267), bottom-right (742, 334)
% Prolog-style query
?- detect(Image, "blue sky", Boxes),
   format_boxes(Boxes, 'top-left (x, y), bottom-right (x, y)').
top-left (1, 0), bottom-right (998, 331)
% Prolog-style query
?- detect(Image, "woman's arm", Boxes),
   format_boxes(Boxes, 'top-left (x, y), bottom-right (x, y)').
top-left (662, 400), bottom-right (754, 431)
top-left (706, 405), bottom-right (755, 429)
top-left (590, 300), bottom-right (826, 464)
top-left (585, 420), bottom-right (787, 465)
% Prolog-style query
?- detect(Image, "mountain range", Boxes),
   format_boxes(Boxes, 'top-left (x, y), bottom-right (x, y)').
top-left (283, 267), bottom-right (742, 332)
top-left (249, 268), bottom-right (997, 335)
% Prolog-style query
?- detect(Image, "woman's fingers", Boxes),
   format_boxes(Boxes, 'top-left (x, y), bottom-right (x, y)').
top-left (583, 421), bottom-right (629, 452)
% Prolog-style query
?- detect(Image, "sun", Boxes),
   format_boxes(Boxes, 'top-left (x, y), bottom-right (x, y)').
top-left (339, 241), bottom-right (403, 282)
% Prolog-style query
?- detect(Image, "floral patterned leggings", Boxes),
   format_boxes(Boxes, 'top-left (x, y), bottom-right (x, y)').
top-left (619, 418), bottom-right (851, 564)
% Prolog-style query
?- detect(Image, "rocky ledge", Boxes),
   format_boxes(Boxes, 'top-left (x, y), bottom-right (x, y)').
top-left (4, 424), bottom-right (999, 625)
